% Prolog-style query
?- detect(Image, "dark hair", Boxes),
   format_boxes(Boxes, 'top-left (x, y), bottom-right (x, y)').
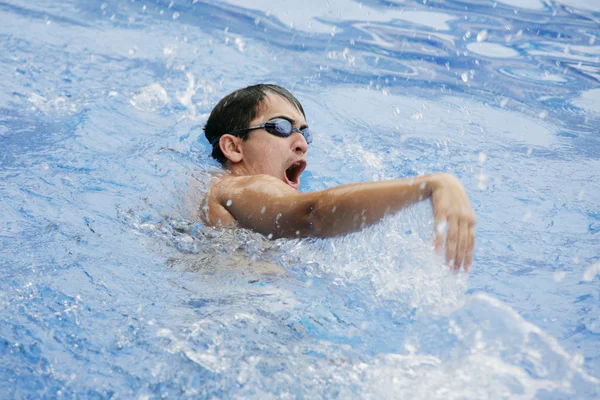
top-left (204, 84), bottom-right (306, 164)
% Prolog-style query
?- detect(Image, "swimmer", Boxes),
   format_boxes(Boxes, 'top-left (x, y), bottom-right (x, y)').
top-left (201, 84), bottom-right (476, 271)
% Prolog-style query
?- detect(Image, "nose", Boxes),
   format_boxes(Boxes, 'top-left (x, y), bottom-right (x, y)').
top-left (292, 132), bottom-right (308, 155)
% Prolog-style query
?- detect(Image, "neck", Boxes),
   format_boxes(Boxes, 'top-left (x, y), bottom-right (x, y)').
top-left (228, 162), bottom-right (253, 177)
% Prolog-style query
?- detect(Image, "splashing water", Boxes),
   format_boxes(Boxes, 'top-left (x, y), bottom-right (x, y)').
top-left (1, 0), bottom-right (599, 398)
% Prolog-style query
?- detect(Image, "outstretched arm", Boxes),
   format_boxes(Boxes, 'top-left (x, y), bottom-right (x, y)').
top-left (210, 173), bottom-right (475, 270)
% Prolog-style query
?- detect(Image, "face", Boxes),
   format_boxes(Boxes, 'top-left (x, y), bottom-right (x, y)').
top-left (236, 92), bottom-right (309, 190)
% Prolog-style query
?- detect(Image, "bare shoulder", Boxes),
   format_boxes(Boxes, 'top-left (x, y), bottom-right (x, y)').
top-left (206, 174), bottom-right (301, 228)
top-left (214, 174), bottom-right (297, 197)
top-left (203, 175), bottom-right (236, 227)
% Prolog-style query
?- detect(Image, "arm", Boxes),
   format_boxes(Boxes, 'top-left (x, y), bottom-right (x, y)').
top-left (211, 172), bottom-right (475, 270)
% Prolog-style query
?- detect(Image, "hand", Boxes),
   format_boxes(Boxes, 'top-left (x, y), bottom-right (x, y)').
top-left (429, 173), bottom-right (476, 272)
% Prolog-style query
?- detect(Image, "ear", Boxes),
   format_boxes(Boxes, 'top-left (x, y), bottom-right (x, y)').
top-left (219, 134), bottom-right (243, 163)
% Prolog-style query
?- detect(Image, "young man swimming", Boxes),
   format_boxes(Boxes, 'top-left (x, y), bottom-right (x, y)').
top-left (202, 84), bottom-right (476, 271)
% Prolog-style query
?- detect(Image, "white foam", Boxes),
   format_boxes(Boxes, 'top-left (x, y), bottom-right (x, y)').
top-left (130, 83), bottom-right (170, 112)
top-left (583, 262), bottom-right (600, 281)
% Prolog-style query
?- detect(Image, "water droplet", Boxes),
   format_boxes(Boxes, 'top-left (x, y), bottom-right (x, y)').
top-left (461, 73), bottom-right (469, 82)
top-left (477, 171), bottom-right (488, 190)
top-left (436, 221), bottom-right (448, 234)
top-left (478, 152), bottom-right (487, 164)
top-left (226, 199), bottom-right (232, 206)
top-left (583, 262), bottom-right (600, 281)
top-left (553, 271), bottom-right (566, 282)
top-left (538, 110), bottom-right (548, 119)
top-left (172, 11), bottom-right (180, 20)
top-left (476, 29), bottom-right (488, 42)
top-left (234, 37), bottom-right (246, 52)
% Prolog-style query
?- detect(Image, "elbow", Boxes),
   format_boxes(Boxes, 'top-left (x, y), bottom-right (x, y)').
top-left (305, 197), bottom-right (327, 237)
top-left (307, 197), bottom-right (347, 238)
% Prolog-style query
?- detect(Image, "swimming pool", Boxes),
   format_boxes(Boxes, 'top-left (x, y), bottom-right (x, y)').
top-left (1, 0), bottom-right (599, 397)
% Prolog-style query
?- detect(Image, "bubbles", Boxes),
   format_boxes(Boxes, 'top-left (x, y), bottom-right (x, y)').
top-left (27, 93), bottom-right (80, 115)
top-left (130, 83), bottom-right (170, 112)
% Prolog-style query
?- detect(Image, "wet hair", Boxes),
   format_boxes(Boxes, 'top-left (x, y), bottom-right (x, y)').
top-left (204, 84), bottom-right (306, 164)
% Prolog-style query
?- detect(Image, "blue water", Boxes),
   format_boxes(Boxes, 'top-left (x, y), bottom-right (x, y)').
top-left (1, 0), bottom-right (599, 398)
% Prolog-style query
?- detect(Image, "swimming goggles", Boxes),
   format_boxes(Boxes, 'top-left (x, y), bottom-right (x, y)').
top-left (211, 118), bottom-right (312, 145)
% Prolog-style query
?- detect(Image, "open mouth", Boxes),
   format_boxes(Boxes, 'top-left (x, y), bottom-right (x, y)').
top-left (284, 160), bottom-right (306, 190)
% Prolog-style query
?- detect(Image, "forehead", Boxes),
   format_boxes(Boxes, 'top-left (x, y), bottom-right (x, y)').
top-left (253, 92), bottom-right (306, 125)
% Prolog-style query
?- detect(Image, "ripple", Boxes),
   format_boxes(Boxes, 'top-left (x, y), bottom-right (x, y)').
top-left (467, 42), bottom-right (520, 58)
top-left (557, 0), bottom-right (600, 12)
top-left (499, 67), bottom-right (571, 84)
top-left (495, 0), bottom-right (546, 10)
top-left (572, 88), bottom-right (600, 114)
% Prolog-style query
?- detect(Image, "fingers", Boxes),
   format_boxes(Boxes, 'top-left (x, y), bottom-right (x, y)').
top-left (429, 173), bottom-right (476, 272)
top-left (441, 214), bottom-right (475, 272)
top-left (435, 219), bottom-right (447, 253)
top-left (464, 225), bottom-right (475, 272)
top-left (445, 216), bottom-right (458, 269)
top-left (454, 219), bottom-right (469, 271)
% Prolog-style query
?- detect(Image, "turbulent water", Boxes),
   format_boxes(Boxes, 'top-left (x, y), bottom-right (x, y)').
top-left (1, 0), bottom-right (599, 398)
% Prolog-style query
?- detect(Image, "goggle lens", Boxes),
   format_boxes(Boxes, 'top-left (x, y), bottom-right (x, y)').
top-left (265, 119), bottom-right (312, 144)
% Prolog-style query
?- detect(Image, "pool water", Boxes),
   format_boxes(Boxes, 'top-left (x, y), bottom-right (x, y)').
top-left (1, 0), bottom-right (599, 398)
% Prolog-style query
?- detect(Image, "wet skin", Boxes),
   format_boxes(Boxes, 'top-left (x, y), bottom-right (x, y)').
top-left (205, 93), bottom-right (476, 271)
